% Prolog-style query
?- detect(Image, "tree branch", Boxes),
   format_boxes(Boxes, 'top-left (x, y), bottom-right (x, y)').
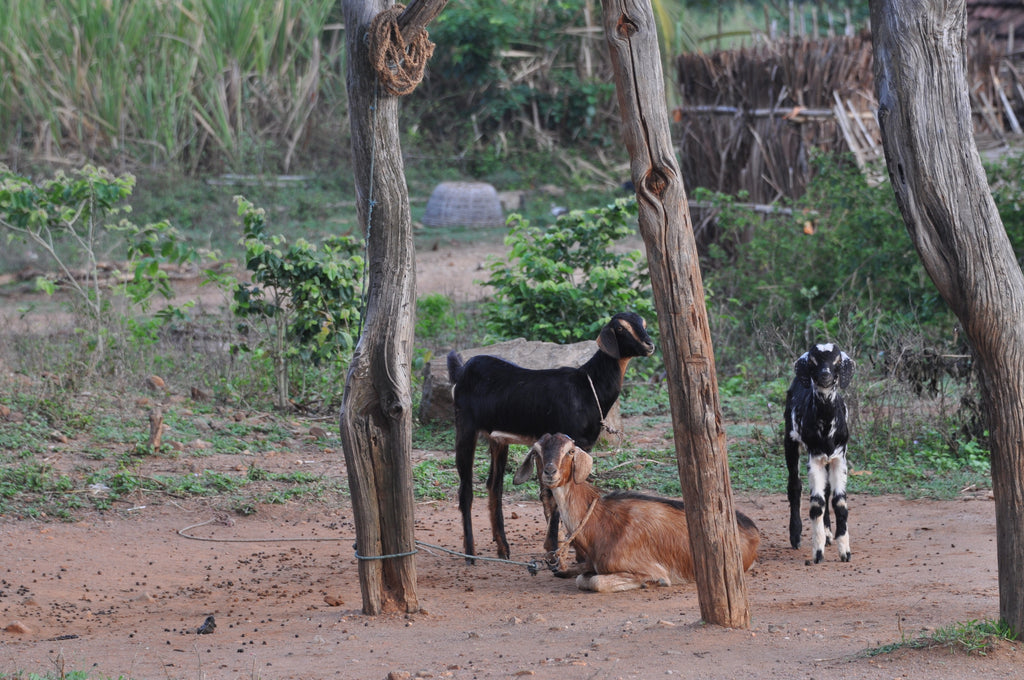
top-left (396, 0), bottom-right (448, 43)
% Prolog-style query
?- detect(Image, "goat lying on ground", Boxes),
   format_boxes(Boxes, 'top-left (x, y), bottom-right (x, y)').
top-left (514, 433), bottom-right (760, 592)
top-left (784, 343), bottom-right (855, 564)
top-left (447, 312), bottom-right (655, 563)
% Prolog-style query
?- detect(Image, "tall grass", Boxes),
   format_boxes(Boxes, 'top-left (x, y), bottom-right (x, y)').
top-left (0, 0), bottom-right (339, 173)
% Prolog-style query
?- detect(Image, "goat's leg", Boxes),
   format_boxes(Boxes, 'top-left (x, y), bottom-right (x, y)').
top-left (541, 487), bottom-right (559, 551)
top-left (486, 439), bottom-right (511, 559)
top-left (784, 434), bottom-right (803, 549)
top-left (829, 449), bottom-right (851, 562)
top-left (576, 572), bottom-right (646, 593)
top-left (807, 452), bottom-right (829, 564)
top-left (455, 427), bottom-right (478, 564)
top-left (823, 479), bottom-right (834, 546)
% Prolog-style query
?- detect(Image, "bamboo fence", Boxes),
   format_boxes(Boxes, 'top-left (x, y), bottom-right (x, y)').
top-left (674, 32), bottom-right (1021, 206)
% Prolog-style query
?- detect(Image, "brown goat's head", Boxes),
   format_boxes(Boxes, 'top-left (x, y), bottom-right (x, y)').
top-left (514, 433), bottom-right (593, 488)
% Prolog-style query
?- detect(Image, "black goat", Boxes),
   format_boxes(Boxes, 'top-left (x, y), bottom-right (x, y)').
top-left (784, 343), bottom-right (855, 564)
top-left (447, 312), bottom-right (655, 563)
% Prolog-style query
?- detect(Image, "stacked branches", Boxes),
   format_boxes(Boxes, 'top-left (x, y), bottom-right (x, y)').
top-left (675, 34), bottom-right (875, 205)
top-left (675, 32), bottom-right (1014, 206)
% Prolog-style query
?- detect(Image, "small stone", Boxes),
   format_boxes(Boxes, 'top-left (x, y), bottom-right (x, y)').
top-left (323, 595), bottom-right (344, 607)
top-left (196, 615), bottom-right (216, 635)
top-left (5, 621), bottom-right (31, 634)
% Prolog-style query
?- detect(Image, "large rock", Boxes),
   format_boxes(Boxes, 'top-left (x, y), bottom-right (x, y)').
top-left (418, 338), bottom-right (621, 442)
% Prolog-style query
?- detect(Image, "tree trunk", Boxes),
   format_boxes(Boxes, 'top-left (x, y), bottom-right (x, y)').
top-left (339, 0), bottom-right (420, 615)
top-left (599, 0), bottom-right (750, 628)
top-left (870, 0), bottom-right (1024, 634)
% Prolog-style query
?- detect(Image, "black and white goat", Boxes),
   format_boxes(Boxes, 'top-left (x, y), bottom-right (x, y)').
top-left (514, 433), bottom-right (760, 592)
top-left (784, 343), bottom-right (855, 564)
top-left (447, 312), bottom-right (655, 563)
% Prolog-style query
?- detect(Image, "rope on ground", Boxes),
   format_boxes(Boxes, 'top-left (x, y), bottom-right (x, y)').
top-left (177, 518), bottom-right (347, 543)
top-left (176, 519), bottom-right (542, 575)
top-left (367, 4), bottom-right (435, 96)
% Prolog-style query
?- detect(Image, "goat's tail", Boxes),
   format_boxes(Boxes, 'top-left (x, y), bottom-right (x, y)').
top-left (736, 511), bottom-right (761, 571)
top-left (447, 350), bottom-right (465, 384)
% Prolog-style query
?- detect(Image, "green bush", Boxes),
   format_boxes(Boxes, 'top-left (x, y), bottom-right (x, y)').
top-left (484, 197), bottom-right (655, 344)
top-left (0, 164), bottom-right (196, 374)
top-left (701, 153), bottom-right (952, 371)
top-left (406, 0), bottom-right (620, 155)
top-left (230, 196), bottom-right (363, 410)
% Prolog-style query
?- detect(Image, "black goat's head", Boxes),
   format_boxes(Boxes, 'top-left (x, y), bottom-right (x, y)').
top-left (596, 312), bottom-right (656, 359)
top-left (794, 343), bottom-right (854, 394)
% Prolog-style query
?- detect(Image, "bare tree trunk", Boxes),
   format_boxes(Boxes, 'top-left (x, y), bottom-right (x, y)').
top-left (340, 0), bottom-right (419, 615)
top-left (871, 0), bottom-right (1024, 634)
top-left (600, 0), bottom-right (750, 628)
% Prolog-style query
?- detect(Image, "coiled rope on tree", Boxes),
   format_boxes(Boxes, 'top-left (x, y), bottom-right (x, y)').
top-left (368, 4), bottom-right (435, 96)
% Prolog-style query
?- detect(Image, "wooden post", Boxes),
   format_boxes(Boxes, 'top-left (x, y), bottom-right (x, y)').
top-left (339, 0), bottom-right (444, 616)
top-left (871, 0), bottom-right (1024, 635)
top-left (599, 0), bottom-right (751, 627)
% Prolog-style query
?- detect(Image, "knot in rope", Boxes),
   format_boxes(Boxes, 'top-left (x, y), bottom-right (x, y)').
top-left (368, 4), bottom-right (435, 96)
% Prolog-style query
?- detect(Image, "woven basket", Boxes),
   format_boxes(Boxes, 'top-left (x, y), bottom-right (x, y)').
top-left (422, 181), bottom-right (504, 228)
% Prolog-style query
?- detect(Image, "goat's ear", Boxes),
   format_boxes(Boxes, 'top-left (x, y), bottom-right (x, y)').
top-left (513, 447), bottom-right (538, 485)
top-left (572, 448), bottom-right (594, 484)
top-left (794, 355), bottom-right (811, 389)
top-left (839, 353), bottom-right (855, 389)
top-left (596, 323), bottom-right (621, 359)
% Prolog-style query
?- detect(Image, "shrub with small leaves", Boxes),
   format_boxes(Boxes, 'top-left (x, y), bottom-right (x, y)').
top-left (0, 164), bottom-right (196, 373)
top-left (232, 196), bottom-right (363, 410)
top-left (484, 197), bottom-right (655, 344)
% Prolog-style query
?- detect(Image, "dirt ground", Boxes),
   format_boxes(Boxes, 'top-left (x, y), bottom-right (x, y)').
top-left (1, 239), bottom-right (1022, 679)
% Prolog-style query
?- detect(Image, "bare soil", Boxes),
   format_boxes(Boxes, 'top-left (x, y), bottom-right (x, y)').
top-left (1, 239), bottom-right (1021, 679)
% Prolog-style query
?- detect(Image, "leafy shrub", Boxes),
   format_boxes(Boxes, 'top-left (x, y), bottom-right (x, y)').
top-left (407, 0), bottom-right (620, 155)
top-left (700, 152), bottom-right (952, 371)
top-left (484, 197), bottom-right (655, 343)
top-left (0, 164), bottom-right (196, 374)
top-left (231, 196), bottom-right (363, 410)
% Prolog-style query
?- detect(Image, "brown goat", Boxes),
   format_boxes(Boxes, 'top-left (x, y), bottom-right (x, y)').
top-left (514, 433), bottom-right (760, 592)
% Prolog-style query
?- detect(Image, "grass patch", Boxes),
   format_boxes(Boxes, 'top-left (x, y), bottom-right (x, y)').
top-left (1, 672), bottom-right (101, 680)
top-left (594, 447), bottom-right (680, 495)
top-left (413, 458), bottom-right (461, 500)
top-left (867, 619), bottom-right (1019, 657)
top-left (0, 386), bottom-right (345, 518)
top-left (412, 419), bottom-right (456, 451)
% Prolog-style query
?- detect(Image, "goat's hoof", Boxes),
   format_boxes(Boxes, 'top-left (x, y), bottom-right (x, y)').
top-left (840, 551), bottom-right (851, 562)
top-left (789, 537), bottom-right (801, 550)
top-left (812, 550), bottom-right (824, 564)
